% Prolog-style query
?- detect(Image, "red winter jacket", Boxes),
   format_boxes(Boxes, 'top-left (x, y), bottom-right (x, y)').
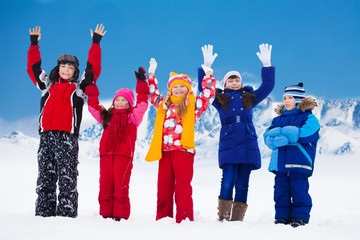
top-left (27, 40), bottom-right (101, 137)
top-left (86, 81), bottom-right (149, 158)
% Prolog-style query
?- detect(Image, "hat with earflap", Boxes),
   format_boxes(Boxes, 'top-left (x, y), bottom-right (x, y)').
top-left (284, 82), bottom-right (305, 103)
top-left (57, 54), bottom-right (80, 80)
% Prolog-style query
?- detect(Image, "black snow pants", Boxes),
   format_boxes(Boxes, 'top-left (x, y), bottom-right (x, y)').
top-left (35, 131), bottom-right (79, 217)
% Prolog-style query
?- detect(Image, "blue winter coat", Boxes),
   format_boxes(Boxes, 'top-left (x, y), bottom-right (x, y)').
top-left (198, 67), bottom-right (275, 169)
top-left (263, 98), bottom-right (320, 176)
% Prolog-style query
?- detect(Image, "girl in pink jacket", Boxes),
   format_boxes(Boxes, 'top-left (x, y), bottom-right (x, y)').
top-left (85, 67), bottom-right (149, 221)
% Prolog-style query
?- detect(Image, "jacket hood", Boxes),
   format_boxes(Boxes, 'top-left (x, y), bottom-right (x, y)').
top-left (275, 97), bottom-right (317, 115)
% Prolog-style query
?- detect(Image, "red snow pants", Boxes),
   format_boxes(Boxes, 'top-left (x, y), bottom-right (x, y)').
top-left (98, 154), bottom-right (133, 219)
top-left (156, 150), bottom-right (194, 223)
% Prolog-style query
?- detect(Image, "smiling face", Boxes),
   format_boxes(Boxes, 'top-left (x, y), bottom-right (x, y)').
top-left (58, 63), bottom-right (76, 80)
top-left (225, 76), bottom-right (242, 90)
top-left (113, 96), bottom-right (130, 109)
top-left (283, 95), bottom-right (296, 111)
top-left (171, 84), bottom-right (189, 97)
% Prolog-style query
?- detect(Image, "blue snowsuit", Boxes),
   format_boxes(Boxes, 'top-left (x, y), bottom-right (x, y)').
top-left (198, 67), bottom-right (275, 202)
top-left (263, 99), bottom-right (320, 223)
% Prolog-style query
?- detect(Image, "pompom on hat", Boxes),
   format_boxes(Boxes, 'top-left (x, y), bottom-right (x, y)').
top-left (284, 82), bottom-right (305, 103)
top-left (112, 88), bottom-right (135, 108)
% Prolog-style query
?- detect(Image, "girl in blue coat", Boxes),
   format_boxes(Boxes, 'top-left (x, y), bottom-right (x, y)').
top-left (198, 44), bottom-right (275, 221)
top-left (263, 83), bottom-right (320, 227)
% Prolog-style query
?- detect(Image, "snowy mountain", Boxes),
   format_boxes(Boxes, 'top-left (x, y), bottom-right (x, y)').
top-left (2, 96), bottom-right (359, 162)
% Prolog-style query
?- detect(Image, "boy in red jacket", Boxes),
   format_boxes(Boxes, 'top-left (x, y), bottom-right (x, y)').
top-left (27, 24), bottom-right (106, 218)
top-left (85, 67), bottom-right (149, 221)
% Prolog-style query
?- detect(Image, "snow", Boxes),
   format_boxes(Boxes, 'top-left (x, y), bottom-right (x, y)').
top-left (1, 135), bottom-right (360, 240)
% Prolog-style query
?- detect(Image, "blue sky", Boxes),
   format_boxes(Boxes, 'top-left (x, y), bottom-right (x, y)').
top-left (1, 0), bottom-right (359, 127)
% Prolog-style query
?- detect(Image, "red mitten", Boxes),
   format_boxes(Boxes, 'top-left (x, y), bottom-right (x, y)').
top-left (136, 78), bottom-right (150, 95)
top-left (85, 84), bottom-right (100, 96)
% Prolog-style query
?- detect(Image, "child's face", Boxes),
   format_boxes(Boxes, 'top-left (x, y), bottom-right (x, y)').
top-left (59, 63), bottom-right (76, 79)
top-left (283, 95), bottom-right (296, 111)
top-left (171, 84), bottom-right (189, 97)
top-left (114, 96), bottom-right (130, 109)
top-left (225, 77), bottom-right (242, 90)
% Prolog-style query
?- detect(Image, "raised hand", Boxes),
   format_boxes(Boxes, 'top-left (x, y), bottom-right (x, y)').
top-left (256, 43), bottom-right (272, 67)
top-left (201, 44), bottom-right (218, 68)
top-left (148, 58), bottom-right (157, 76)
top-left (135, 67), bottom-right (146, 81)
top-left (29, 26), bottom-right (41, 41)
top-left (90, 24), bottom-right (107, 38)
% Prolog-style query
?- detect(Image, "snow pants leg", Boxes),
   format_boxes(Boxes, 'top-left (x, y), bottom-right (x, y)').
top-left (35, 131), bottom-right (79, 218)
top-left (274, 171), bottom-right (312, 223)
top-left (156, 151), bottom-right (194, 223)
top-left (98, 154), bottom-right (133, 219)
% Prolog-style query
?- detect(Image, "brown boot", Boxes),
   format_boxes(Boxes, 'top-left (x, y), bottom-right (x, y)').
top-left (230, 201), bottom-right (247, 221)
top-left (217, 197), bottom-right (232, 221)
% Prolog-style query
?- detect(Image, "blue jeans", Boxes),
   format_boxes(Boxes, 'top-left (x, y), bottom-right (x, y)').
top-left (219, 164), bottom-right (252, 203)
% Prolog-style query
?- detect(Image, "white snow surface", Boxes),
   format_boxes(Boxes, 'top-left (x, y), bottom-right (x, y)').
top-left (1, 133), bottom-right (360, 239)
top-left (1, 94), bottom-right (360, 239)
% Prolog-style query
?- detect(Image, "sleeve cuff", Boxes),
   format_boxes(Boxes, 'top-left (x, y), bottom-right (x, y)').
top-left (30, 35), bottom-right (39, 45)
top-left (92, 33), bottom-right (102, 44)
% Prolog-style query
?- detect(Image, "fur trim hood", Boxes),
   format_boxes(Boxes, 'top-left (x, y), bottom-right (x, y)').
top-left (275, 97), bottom-right (317, 115)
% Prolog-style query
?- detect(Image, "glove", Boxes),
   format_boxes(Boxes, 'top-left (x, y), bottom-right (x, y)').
top-left (148, 58), bottom-right (157, 74)
top-left (85, 84), bottom-right (99, 96)
top-left (282, 126), bottom-right (300, 144)
top-left (266, 127), bottom-right (282, 137)
top-left (264, 135), bottom-right (277, 150)
top-left (201, 44), bottom-right (218, 68)
top-left (201, 64), bottom-right (213, 75)
top-left (273, 135), bottom-right (289, 147)
top-left (135, 67), bottom-right (146, 81)
top-left (85, 70), bottom-right (94, 85)
top-left (256, 43), bottom-right (272, 67)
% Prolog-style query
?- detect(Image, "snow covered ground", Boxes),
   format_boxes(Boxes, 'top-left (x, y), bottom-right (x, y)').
top-left (1, 137), bottom-right (359, 240)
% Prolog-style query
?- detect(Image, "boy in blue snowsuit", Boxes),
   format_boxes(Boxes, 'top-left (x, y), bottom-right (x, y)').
top-left (263, 83), bottom-right (320, 227)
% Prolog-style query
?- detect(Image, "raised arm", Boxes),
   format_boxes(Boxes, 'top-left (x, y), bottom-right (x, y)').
top-left (252, 43), bottom-right (275, 106)
top-left (85, 83), bottom-right (104, 124)
top-left (198, 44), bottom-right (217, 93)
top-left (27, 26), bottom-right (50, 90)
top-left (80, 24), bottom-right (107, 90)
top-left (195, 65), bottom-right (216, 119)
top-left (130, 67), bottom-right (150, 127)
top-left (147, 58), bottom-right (164, 109)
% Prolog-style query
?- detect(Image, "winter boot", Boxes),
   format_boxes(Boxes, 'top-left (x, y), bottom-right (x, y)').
top-left (217, 197), bottom-right (233, 221)
top-left (290, 218), bottom-right (305, 228)
top-left (230, 201), bottom-right (248, 221)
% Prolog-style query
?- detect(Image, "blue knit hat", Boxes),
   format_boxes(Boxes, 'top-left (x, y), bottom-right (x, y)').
top-left (284, 82), bottom-right (305, 103)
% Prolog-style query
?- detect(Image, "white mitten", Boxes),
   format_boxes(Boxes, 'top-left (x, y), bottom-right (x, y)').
top-left (148, 58), bottom-right (157, 74)
top-left (256, 43), bottom-right (272, 67)
top-left (201, 44), bottom-right (218, 68)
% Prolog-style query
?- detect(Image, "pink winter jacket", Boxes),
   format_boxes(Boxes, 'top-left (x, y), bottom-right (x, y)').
top-left (86, 83), bottom-right (149, 158)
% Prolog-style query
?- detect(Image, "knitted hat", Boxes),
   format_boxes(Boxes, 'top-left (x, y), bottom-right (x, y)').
top-left (167, 72), bottom-right (192, 92)
top-left (113, 88), bottom-right (134, 108)
top-left (284, 82), bottom-right (305, 103)
top-left (223, 71), bottom-right (242, 88)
